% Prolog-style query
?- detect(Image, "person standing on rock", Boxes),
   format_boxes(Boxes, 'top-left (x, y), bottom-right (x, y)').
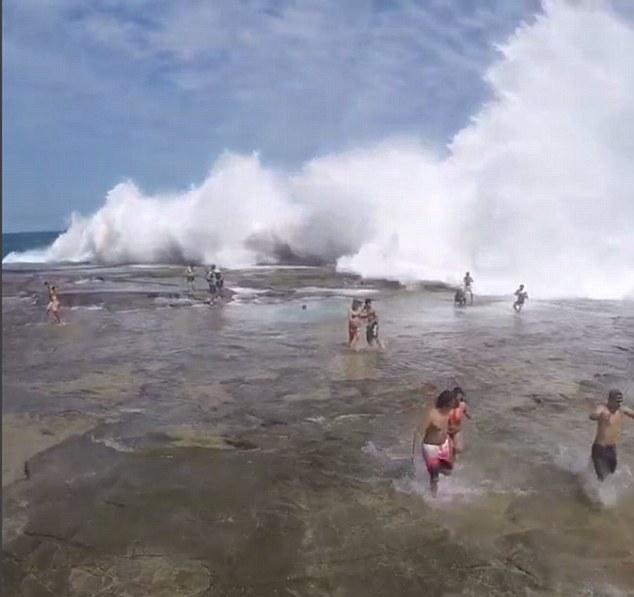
top-left (44, 281), bottom-right (62, 324)
top-left (206, 265), bottom-right (217, 298)
top-left (463, 271), bottom-right (474, 305)
top-left (214, 267), bottom-right (224, 296)
top-left (589, 389), bottom-right (634, 481)
top-left (185, 265), bottom-right (196, 294)
top-left (361, 298), bottom-right (381, 348)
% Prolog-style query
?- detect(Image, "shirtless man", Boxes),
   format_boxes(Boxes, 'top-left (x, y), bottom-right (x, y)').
top-left (589, 389), bottom-right (634, 481)
top-left (463, 272), bottom-right (474, 305)
top-left (412, 390), bottom-right (456, 496)
top-left (44, 282), bottom-right (61, 324)
top-left (347, 299), bottom-right (363, 349)
top-left (513, 284), bottom-right (528, 312)
top-left (361, 298), bottom-right (381, 347)
top-left (448, 387), bottom-right (471, 456)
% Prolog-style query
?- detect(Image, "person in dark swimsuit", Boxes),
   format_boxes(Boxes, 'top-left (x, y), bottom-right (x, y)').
top-left (206, 265), bottom-right (217, 297)
top-left (513, 284), bottom-right (528, 312)
top-left (361, 298), bottom-right (381, 347)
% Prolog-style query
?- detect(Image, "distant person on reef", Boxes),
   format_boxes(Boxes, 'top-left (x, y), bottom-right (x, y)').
top-left (206, 265), bottom-right (217, 298)
top-left (361, 298), bottom-right (381, 348)
top-left (589, 389), bottom-right (634, 481)
top-left (449, 387), bottom-right (471, 456)
top-left (44, 281), bottom-right (61, 324)
top-left (347, 299), bottom-right (363, 350)
top-left (454, 288), bottom-right (467, 307)
top-left (513, 284), bottom-right (528, 312)
top-left (214, 267), bottom-right (224, 296)
top-left (185, 265), bottom-right (196, 294)
top-left (412, 390), bottom-right (455, 497)
top-left (463, 271), bottom-right (474, 305)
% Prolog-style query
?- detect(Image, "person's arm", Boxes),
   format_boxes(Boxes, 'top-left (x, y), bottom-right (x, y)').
top-left (589, 406), bottom-right (605, 421)
top-left (464, 404), bottom-right (472, 420)
top-left (622, 407), bottom-right (634, 419)
top-left (412, 408), bottom-right (432, 459)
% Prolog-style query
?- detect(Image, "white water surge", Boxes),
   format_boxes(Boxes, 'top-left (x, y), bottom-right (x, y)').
top-left (5, 1), bottom-right (634, 299)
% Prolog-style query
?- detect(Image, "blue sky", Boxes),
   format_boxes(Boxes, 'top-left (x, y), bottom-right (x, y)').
top-left (2, 0), bottom-right (545, 232)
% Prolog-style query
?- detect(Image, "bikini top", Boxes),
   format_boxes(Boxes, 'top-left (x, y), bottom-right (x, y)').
top-left (448, 405), bottom-right (464, 427)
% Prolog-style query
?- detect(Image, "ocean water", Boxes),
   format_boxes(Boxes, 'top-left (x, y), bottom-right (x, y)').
top-left (6, 3), bottom-right (632, 299)
top-left (2, 231), bottom-right (60, 260)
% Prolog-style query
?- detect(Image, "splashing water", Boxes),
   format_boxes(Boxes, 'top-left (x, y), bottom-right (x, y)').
top-left (555, 444), bottom-right (634, 507)
top-left (4, 2), bottom-right (634, 299)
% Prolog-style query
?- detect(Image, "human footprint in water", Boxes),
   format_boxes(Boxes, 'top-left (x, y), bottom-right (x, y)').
top-left (589, 389), bottom-right (634, 481)
top-left (412, 390), bottom-right (455, 497)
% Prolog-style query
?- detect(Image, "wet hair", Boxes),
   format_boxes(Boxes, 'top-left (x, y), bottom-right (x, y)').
top-left (608, 389), bottom-right (623, 402)
top-left (352, 299), bottom-right (361, 308)
top-left (435, 390), bottom-right (455, 409)
top-left (364, 298), bottom-right (372, 305)
top-left (453, 386), bottom-right (464, 397)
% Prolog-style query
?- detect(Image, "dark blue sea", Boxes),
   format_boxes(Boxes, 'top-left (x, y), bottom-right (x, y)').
top-left (2, 231), bottom-right (61, 260)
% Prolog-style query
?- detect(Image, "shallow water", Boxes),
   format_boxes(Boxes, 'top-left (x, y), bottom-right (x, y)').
top-left (3, 264), bottom-right (634, 596)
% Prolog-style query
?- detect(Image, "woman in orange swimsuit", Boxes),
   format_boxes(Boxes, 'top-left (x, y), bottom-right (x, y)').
top-left (448, 387), bottom-right (471, 456)
top-left (347, 299), bottom-right (362, 349)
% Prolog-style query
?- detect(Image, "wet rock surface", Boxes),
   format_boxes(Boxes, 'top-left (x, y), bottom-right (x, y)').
top-left (3, 264), bottom-right (634, 595)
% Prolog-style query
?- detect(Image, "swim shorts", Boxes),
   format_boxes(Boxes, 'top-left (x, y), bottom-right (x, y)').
top-left (422, 437), bottom-right (454, 481)
top-left (591, 443), bottom-right (617, 480)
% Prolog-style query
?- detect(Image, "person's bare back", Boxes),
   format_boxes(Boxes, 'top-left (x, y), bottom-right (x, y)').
top-left (422, 408), bottom-right (450, 445)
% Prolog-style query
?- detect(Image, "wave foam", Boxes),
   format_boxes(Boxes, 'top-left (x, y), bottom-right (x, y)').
top-left (5, 2), bottom-right (634, 299)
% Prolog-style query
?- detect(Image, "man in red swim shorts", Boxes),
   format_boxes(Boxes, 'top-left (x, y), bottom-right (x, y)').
top-left (412, 390), bottom-right (455, 497)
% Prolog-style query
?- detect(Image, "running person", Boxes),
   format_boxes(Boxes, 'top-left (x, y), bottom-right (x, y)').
top-left (45, 282), bottom-right (62, 324)
top-left (448, 387), bottom-right (471, 455)
top-left (589, 389), bottom-right (634, 481)
top-left (463, 272), bottom-right (474, 305)
top-left (412, 390), bottom-right (456, 497)
top-left (513, 284), bottom-right (528, 312)
top-left (361, 298), bottom-right (381, 347)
